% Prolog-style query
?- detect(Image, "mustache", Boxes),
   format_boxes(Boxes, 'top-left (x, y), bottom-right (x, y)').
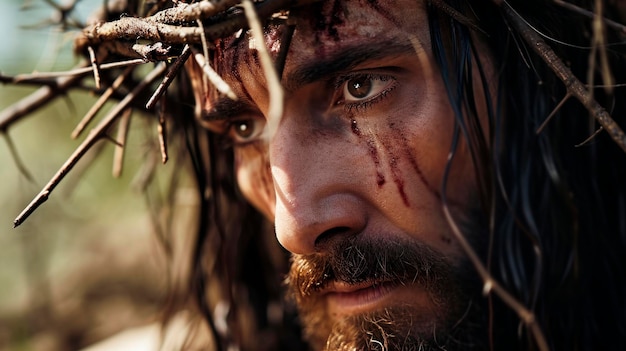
top-left (288, 236), bottom-right (455, 298)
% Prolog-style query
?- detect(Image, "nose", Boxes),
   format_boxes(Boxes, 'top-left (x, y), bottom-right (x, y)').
top-left (270, 114), bottom-right (368, 255)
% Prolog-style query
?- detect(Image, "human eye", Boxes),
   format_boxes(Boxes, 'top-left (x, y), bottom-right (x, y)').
top-left (225, 116), bottom-right (266, 146)
top-left (335, 72), bottom-right (397, 110)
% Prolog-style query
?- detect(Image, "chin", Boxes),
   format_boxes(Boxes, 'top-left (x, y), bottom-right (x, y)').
top-left (302, 303), bottom-right (488, 351)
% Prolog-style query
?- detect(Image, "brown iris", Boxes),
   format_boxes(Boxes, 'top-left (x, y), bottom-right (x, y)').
top-left (347, 77), bottom-right (372, 99)
top-left (234, 120), bottom-right (254, 138)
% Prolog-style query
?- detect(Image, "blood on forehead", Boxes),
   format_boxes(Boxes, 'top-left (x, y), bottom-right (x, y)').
top-left (212, 0), bottom-right (420, 71)
top-left (300, 0), bottom-right (403, 42)
top-left (213, 24), bottom-right (284, 79)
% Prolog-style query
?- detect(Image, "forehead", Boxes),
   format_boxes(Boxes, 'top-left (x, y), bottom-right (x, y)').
top-left (214, 0), bottom-right (429, 83)
top-left (287, 0), bottom-right (428, 55)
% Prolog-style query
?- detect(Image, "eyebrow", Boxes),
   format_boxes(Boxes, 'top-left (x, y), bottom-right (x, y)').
top-left (202, 96), bottom-right (255, 122)
top-left (283, 40), bottom-right (416, 91)
top-left (203, 40), bottom-right (417, 122)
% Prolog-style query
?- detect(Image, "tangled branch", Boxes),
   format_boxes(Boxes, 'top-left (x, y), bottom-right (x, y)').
top-left (5, 0), bottom-right (306, 228)
top-left (495, 0), bottom-right (626, 153)
top-left (74, 0), bottom-right (316, 59)
top-left (13, 63), bottom-right (167, 227)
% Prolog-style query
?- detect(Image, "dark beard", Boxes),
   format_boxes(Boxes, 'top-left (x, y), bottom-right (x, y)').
top-left (323, 305), bottom-right (486, 351)
top-left (286, 237), bottom-right (487, 351)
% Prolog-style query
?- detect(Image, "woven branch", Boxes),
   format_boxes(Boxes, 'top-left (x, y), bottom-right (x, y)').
top-left (74, 0), bottom-right (316, 56)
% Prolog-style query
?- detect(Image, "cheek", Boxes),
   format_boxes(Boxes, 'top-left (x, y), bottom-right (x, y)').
top-left (362, 91), bottom-right (459, 198)
top-left (416, 98), bottom-right (473, 196)
top-left (400, 80), bottom-right (478, 207)
top-left (352, 85), bottom-right (477, 223)
top-left (235, 145), bottom-right (276, 220)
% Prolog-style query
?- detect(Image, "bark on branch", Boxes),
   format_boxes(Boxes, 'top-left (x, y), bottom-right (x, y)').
top-left (147, 0), bottom-right (240, 24)
top-left (497, 0), bottom-right (626, 153)
top-left (13, 64), bottom-right (167, 228)
top-left (74, 0), bottom-right (317, 56)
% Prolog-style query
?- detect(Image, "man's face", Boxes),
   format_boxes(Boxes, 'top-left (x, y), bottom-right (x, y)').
top-left (205, 0), bottom-right (488, 349)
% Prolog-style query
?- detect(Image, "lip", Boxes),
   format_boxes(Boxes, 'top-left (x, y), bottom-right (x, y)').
top-left (323, 280), bottom-right (401, 315)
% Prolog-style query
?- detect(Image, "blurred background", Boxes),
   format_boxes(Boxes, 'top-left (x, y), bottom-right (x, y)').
top-left (0, 1), bottom-right (198, 350)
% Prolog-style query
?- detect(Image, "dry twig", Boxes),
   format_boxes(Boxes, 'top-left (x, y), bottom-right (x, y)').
top-left (193, 51), bottom-right (237, 100)
top-left (553, 0), bottom-right (626, 34)
top-left (8, 59), bottom-right (144, 83)
top-left (146, 45), bottom-right (193, 109)
top-left (113, 108), bottom-right (132, 178)
top-left (87, 46), bottom-right (102, 89)
top-left (497, 0), bottom-right (626, 152)
top-left (13, 63), bottom-right (167, 228)
top-left (147, 0), bottom-right (241, 24)
top-left (242, 0), bottom-right (284, 141)
top-left (2, 132), bottom-right (35, 183)
top-left (72, 65), bottom-right (135, 139)
top-left (0, 70), bottom-right (85, 132)
top-left (536, 93), bottom-right (572, 134)
top-left (442, 204), bottom-right (549, 351)
top-left (158, 94), bottom-right (169, 164)
top-left (74, 0), bottom-right (318, 57)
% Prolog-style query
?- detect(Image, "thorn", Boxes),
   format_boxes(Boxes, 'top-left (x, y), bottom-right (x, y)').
top-left (87, 46), bottom-right (101, 89)
top-left (536, 93), bottom-right (571, 134)
top-left (146, 45), bottom-right (192, 110)
top-left (575, 126), bottom-right (604, 147)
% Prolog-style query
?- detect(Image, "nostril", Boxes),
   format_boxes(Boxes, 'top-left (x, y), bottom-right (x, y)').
top-left (314, 226), bottom-right (354, 250)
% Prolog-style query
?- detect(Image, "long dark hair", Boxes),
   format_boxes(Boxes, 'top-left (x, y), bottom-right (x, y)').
top-left (428, 0), bottom-right (626, 349)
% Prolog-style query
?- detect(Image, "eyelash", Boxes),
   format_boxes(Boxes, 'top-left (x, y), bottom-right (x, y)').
top-left (333, 72), bottom-right (398, 112)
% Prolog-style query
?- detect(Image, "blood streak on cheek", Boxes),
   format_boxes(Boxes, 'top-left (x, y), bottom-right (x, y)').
top-left (369, 140), bottom-right (386, 187)
top-left (388, 122), bottom-right (441, 199)
top-left (351, 118), bottom-right (409, 205)
top-left (389, 155), bottom-right (410, 206)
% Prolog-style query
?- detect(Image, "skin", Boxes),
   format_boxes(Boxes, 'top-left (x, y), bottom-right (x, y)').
top-left (203, 0), bottom-right (490, 348)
